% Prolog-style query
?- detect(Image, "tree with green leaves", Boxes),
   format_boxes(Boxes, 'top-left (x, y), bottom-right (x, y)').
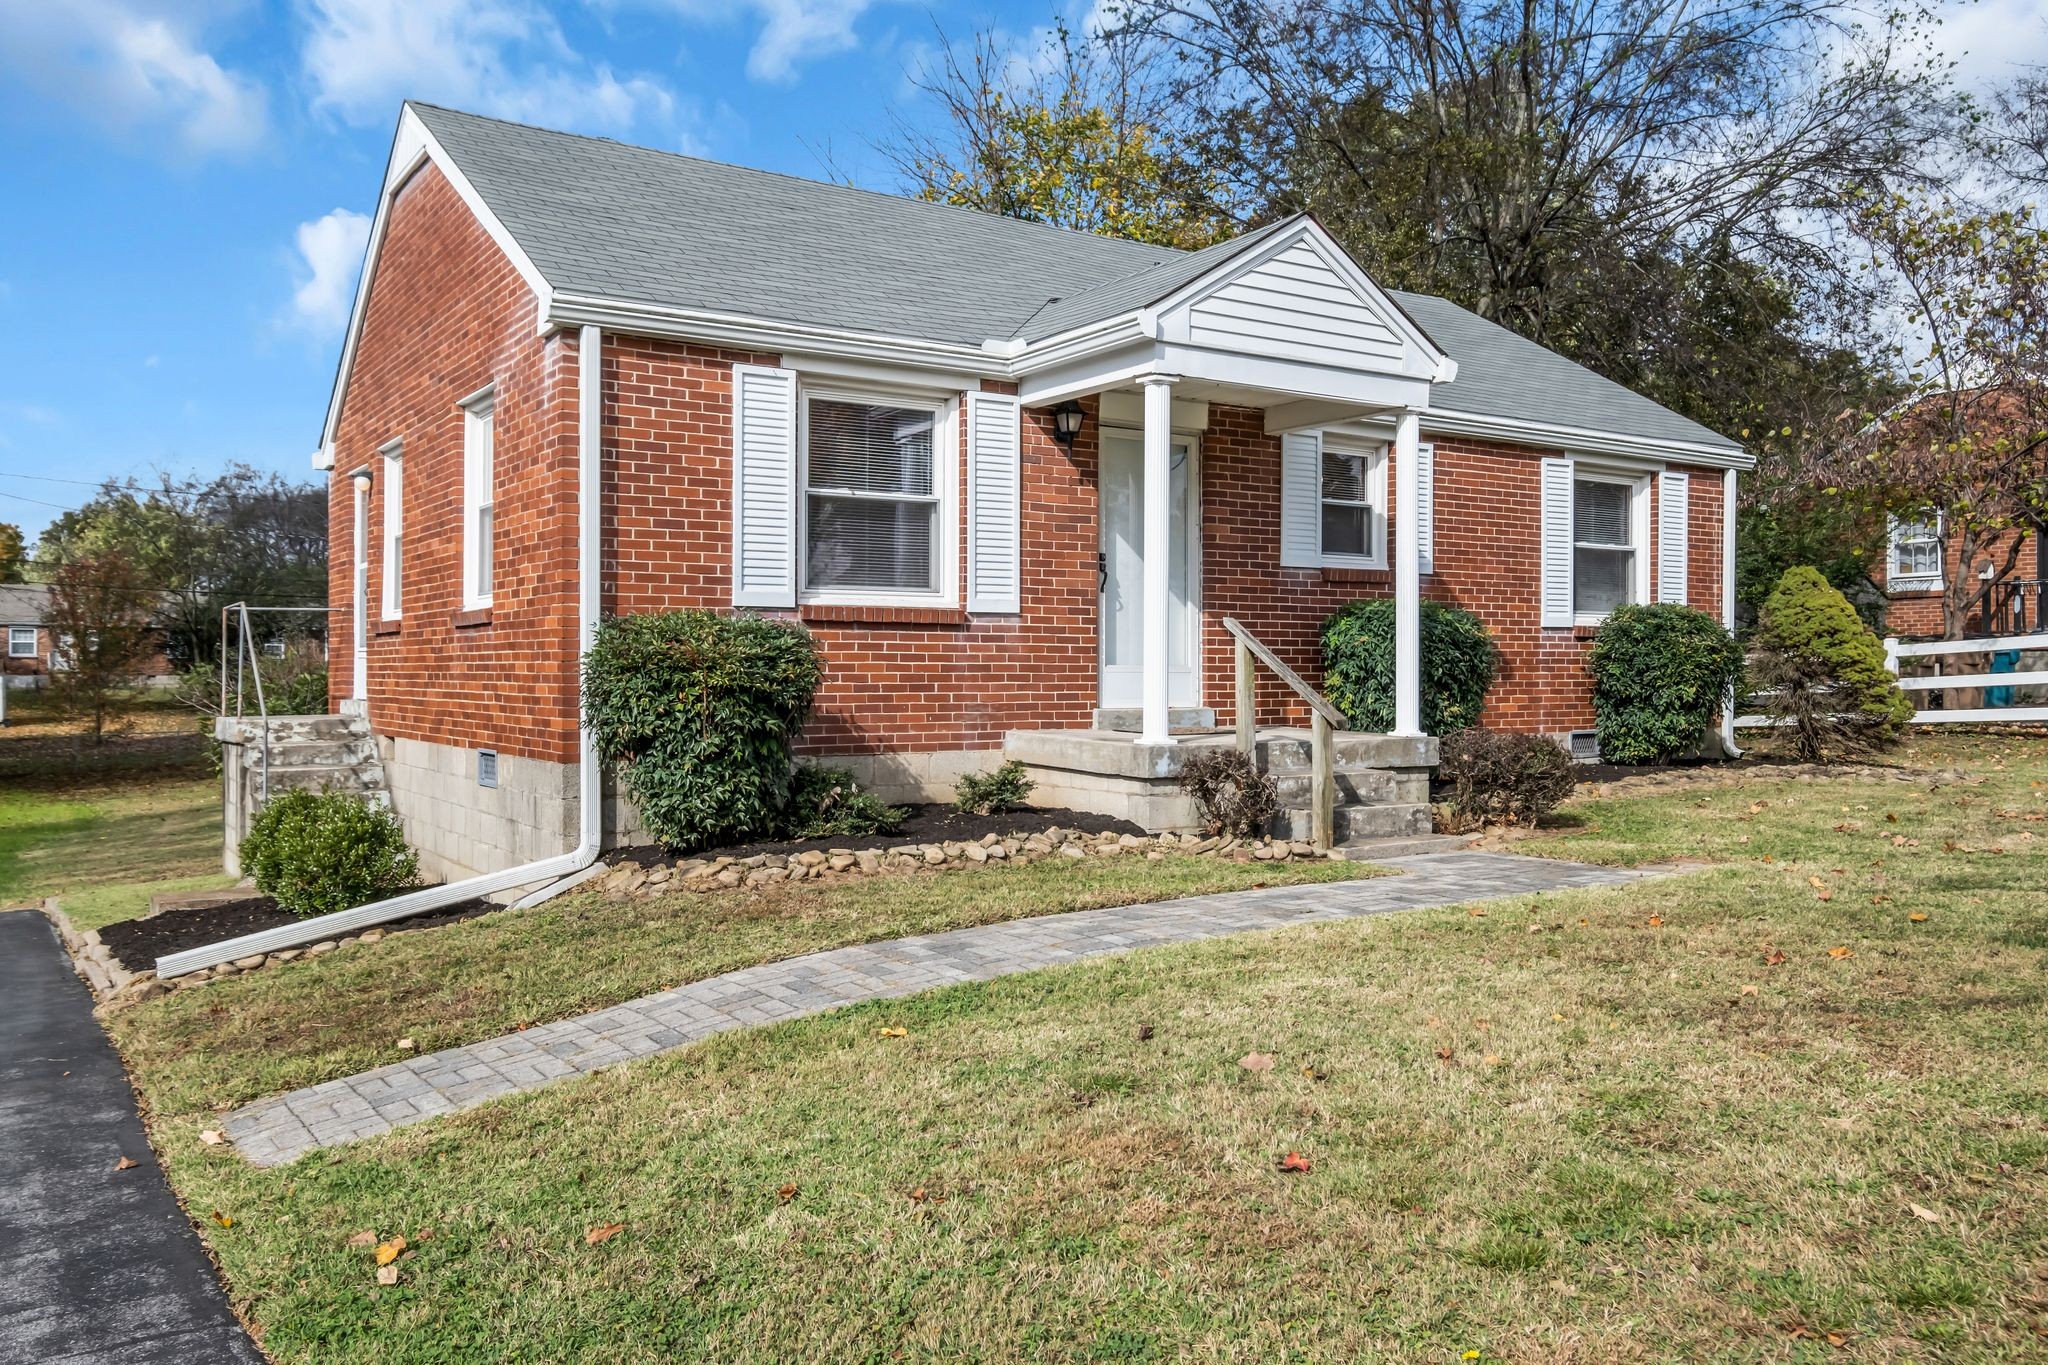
top-left (0, 523), bottom-right (23, 584)
top-left (1747, 565), bottom-right (1913, 760)
top-left (43, 552), bottom-right (157, 745)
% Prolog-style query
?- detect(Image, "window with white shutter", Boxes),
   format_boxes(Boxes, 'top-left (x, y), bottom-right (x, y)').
top-left (1656, 470), bottom-right (1689, 604)
top-left (731, 364), bottom-right (799, 608)
top-left (966, 392), bottom-right (1021, 613)
top-left (1539, 458), bottom-right (1576, 628)
top-left (1415, 441), bottom-right (1435, 574)
top-left (802, 394), bottom-right (942, 595)
top-left (1279, 431), bottom-right (1322, 568)
top-left (1281, 430), bottom-right (1386, 569)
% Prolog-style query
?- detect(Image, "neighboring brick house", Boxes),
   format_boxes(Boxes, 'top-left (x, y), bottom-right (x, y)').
top-left (316, 103), bottom-right (1750, 883)
top-left (1, 584), bottom-right (54, 688)
top-left (1880, 514), bottom-right (2043, 639)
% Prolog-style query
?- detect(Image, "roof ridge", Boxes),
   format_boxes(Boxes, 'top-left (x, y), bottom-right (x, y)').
top-left (406, 101), bottom-right (1173, 261)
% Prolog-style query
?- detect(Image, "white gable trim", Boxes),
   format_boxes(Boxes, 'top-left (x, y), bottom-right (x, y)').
top-left (314, 105), bottom-right (553, 469)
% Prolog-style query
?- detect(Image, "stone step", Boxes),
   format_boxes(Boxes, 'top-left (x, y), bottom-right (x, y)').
top-left (241, 740), bottom-right (375, 769)
top-left (1333, 832), bottom-right (1478, 861)
top-left (1272, 768), bottom-right (1402, 809)
top-left (1280, 801), bottom-right (1433, 844)
top-left (261, 764), bottom-right (387, 795)
top-left (1093, 707), bottom-right (1217, 733)
top-left (1260, 733), bottom-right (1430, 774)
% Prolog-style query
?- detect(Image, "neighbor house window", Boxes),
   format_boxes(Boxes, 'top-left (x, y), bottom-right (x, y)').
top-left (1890, 515), bottom-right (1943, 589)
top-left (461, 389), bottom-right (495, 609)
top-left (801, 392), bottom-right (944, 596)
top-left (1319, 439), bottom-right (1385, 565)
top-left (1573, 476), bottom-right (1641, 620)
top-left (7, 627), bottom-right (33, 658)
top-left (381, 439), bottom-right (403, 619)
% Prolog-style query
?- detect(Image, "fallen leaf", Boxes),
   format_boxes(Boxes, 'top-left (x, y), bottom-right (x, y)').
top-left (199, 1129), bottom-right (225, 1146)
top-left (1436, 1046), bottom-right (1455, 1062)
top-left (1763, 946), bottom-right (1788, 966)
top-left (1239, 1052), bottom-right (1275, 1073)
top-left (1740, 984), bottom-right (1759, 996)
top-left (396, 1037), bottom-right (415, 1051)
top-left (778, 1183), bottom-right (798, 1204)
top-left (1467, 907), bottom-right (1486, 917)
top-left (1909, 1202), bottom-right (1942, 1224)
top-left (1136, 1023), bottom-right (1155, 1041)
top-left (1909, 912), bottom-right (1929, 923)
top-left (347, 1230), bottom-right (377, 1248)
top-left (1816, 888), bottom-right (1834, 902)
top-left (876, 1027), bottom-right (907, 1039)
top-left (1647, 915), bottom-right (1664, 927)
top-left (414, 1227), bottom-right (435, 1242)
top-left (1887, 812), bottom-right (1899, 822)
top-left (374, 1235), bottom-right (408, 1265)
top-left (1808, 875), bottom-right (1827, 889)
top-left (1827, 1332), bottom-right (1849, 1346)
top-left (1482, 1054), bottom-right (1502, 1066)
top-left (1276, 1151), bottom-right (1313, 1173)
top-left (114, 1155), bottom-right (139, 1171)
top-left (1748, 802), bottom-right (1765, 815)
top-left (909, 1187), bottom-right (928, 1203)
top-left (211, 1211), bottom-right (233, 1228)
top-left (1551, 1012), bottom-right (1566, 1022)
top-left (375, 1265), bottom-right (399, 1286)
top-left (584, 1223), bottom-right (625, 1246)
top-left (1827, 946), bottom-right (1855, 960)
top-left (1300, 1064), bottom-right (1328, 1081)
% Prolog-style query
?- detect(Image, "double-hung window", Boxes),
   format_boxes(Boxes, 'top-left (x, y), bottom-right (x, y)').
top-left (1890, 515), bottom-right (1942, 590)
top-left (801, 392), bottom-right (945, 597)
top-left (1573, 476), bottom-right (1640, 620)
top-left (380, 439), bottom-right (403, 619)
top-left (1320, 440), bottom-right (1383, 564)
top-left (461, 389), bottom-right (495, 609)
top-left (7, 626), bottom-right (34, 658)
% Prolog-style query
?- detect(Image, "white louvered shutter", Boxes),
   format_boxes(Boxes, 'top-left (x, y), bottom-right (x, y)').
top-left (1415, 441), bottom-right (1435, 574)
top-left (1540, 457), bottom-right (1575, 628)
top-left (966, 392), bottom-right (1022, 613)
top-left (1279, 430), bottom-right (1322, 567)
top-left (1657, 470), bottom-right (1690, 604)
top-left (731, 364), bottom-right (799, 608)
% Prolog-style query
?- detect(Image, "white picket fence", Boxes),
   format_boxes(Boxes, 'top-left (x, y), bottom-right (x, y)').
top-left (1737, 630), bottom-right (2048, 728)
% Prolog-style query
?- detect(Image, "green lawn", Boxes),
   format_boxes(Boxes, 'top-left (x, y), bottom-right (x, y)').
top-left (0, 771), bottom-right (232, 931)
top-left (118, 734), bottom-right (2048, 1361)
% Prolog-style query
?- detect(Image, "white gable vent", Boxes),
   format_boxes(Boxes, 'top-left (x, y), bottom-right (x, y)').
top-left (1566, 731), bottom-right (1600, 763)
top-left (477, 749), bottom-right (499, 788)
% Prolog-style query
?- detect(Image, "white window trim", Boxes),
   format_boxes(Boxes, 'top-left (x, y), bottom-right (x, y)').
top-left (1317, 435), bottom-right (1389, 570)
top-left (379, 438), bottom-right (403, 620)
top-left (795, 384), bottom-right (960, 608)
top-left (460, 386), bottom-right (495, 611)
top-left (1572, 467), bottom-right (1653, 627)
top-left (1888, 512), bottom-right (1944, 593)
top-left (7, 626), bottom-right (35, 657)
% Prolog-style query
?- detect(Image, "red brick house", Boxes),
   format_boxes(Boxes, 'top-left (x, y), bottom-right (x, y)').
top-left (316, 103), bottom-right (1749, 885)
top-left (1881, 514), bottom-right (2042, 639)
top-left (1, 585), bottom-right (55, 689)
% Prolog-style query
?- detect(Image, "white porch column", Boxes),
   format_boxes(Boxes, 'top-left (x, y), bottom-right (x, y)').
top-left (1392, 409), bottom-right (1423, 737)
top-left (1139, 375), bottom-right (1178, 746)
top-left (349, 466), bottom-right (371, 704)
top-left (1720, 466), bottom-right (1740, 755)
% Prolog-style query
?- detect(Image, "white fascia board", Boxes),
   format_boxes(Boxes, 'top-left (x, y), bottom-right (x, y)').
top-left (318, 105), bottom-right (554, 456)
top-left (1015, 340), bottom-right (1163, 407)
top-left (1419, 407), bottom-right (1753, 470)
top-left (1163, 342), bottom-right (1433, 412)
top-left (1148, 218), bottom-right (1453, 385)
top-left (1264, 398), bottom-right (1385, 435)
top-left (777, 352), bottom-right (984, 395)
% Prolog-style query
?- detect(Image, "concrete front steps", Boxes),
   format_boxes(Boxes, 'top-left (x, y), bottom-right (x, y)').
top-left (1260, 730), bottom-right (1465, 855)
top-left (216, 714), bottom-right (391, 874)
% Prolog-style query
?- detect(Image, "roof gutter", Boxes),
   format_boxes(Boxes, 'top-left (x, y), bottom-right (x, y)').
top-left (157, 325), bottom-right (608, 979)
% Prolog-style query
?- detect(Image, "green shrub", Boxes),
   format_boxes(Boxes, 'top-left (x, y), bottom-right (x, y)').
top-left (1321, 600), bottom-right (1498, 735)
top-left (240, 788), bottom-right (419, 918)
top-left (1438, 729), bottom-right (1576, 830)
top-left (1176, 749), bottom-right (1279, 837)
top-left (1747, 565), bottom-right (1914, 762)
top-left (270, 665), bottom-right (330, 716)
top-left (954, 760), bottom-right (1036, 816)
top-left (781, 766), bottom-right (905, 839)
top-left (1588, 604), bottom-right (1745, 764)
top-left (583, 610), bottom-right (824, 852)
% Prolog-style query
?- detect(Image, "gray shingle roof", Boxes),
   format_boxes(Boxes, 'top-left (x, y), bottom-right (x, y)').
top-left (411, 103), bottom-right (1740, 455)
top-left (0, 583), bottom-right (50, 625)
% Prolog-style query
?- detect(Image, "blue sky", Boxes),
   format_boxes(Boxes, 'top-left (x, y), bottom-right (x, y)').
top-left (0, 0), bottom-right (1084, 543)
top-left (0, 0), bottom-right (2043, 546)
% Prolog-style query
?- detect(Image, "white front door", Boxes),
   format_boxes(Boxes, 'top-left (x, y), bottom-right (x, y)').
top-left (1099, 430), bottom-right (1199, 709)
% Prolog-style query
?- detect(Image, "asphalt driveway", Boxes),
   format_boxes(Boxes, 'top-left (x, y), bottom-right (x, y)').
top-left (0, 909), bottom-right (265, 1363)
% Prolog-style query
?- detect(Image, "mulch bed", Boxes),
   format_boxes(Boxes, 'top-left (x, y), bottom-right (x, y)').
top-left (98, 892), bottom-right (498, 974)
top-left (611, 803), bottom-right (1147, 865)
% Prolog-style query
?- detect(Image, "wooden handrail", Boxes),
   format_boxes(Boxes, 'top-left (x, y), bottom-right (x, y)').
top-left (1221, 616), bottom-right (1345, 851)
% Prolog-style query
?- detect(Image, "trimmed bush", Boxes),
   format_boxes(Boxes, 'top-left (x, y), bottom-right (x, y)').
top-left (1176, 749), bottom-right (1279, 838)
top-left (1438, 729), bottom-right (1576, 830)
top-left (780, 766), bottom-right (905, 839)
top-left (954, 760), bottom-right (1036, 816)
top-left (1747, 565), bottom-right (1914, 762)
top-left (1322, 600), bottom-right (1498, 735)
top-left (583, 610), bottom-right (824, 852)
top-left (240, 788), bottom-right (419, 918)
top-left (1588, 603), bottom-right (1745, 764)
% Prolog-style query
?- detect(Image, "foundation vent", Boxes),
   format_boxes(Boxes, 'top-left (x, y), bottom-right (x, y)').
top-left (477, 749), bottom-right (499, 788)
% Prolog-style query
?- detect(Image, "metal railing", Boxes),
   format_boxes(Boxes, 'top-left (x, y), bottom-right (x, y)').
top-left (1221, 615), bottom-right (1349, 851)
top-left (1964, 577), bottom-right (2045, 638)
top-left (220, 602), bottom-right (334, 801)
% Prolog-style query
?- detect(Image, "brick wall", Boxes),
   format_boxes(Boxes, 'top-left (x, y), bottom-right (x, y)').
top-left (1879, 526), bottom-right (2037, 639)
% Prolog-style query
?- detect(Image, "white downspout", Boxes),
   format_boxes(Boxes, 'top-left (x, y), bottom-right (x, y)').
top-left (158, 325), bottom-right (607, 978)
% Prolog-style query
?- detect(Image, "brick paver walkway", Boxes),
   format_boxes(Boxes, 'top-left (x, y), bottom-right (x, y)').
top-left (225, 851), bottom-right (1655, 1165)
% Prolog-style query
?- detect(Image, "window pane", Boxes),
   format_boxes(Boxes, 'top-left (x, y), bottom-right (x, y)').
top-left (477, 505), bottom-right (493, 599)
top-left (1322, 503), bottom-right (1370, 557)
top-left (8, 627), bottom-right (33, 656)
top-left (1574, 480), bottom-right (1631, 545)
top-left (1321, 450), bottom-right (1366, 502)
top-left (807, 399), bottom-right (934, 495)
top-left (807, 495), bottom-right (936, 591)
top-left (1575, 546), bottom-right (1631, 615)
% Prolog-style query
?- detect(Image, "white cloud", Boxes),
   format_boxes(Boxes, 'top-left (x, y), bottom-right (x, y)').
top-left (1928, 0), bottom-right (2048, 91)
top-left (620, 0), bottom-right (875, 83)
top-left (288, 208), bottom-right (373, 335)
top-left (0, 0), bottom-right (267, 155)
top-left (300, 0), bottom-right (687, 139)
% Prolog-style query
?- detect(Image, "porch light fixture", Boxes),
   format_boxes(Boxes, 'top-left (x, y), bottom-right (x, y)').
top-left (349, 465), bottom-right (374, 493)
top-left (1052, 400), bottom-right (1086, 453)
